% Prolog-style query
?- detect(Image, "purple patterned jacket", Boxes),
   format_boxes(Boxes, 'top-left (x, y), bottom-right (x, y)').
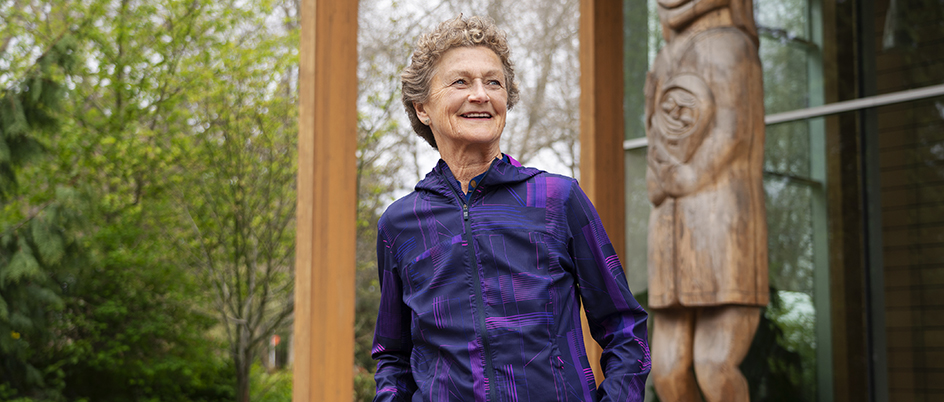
top-left (372, 156), bottom-right (650, 402)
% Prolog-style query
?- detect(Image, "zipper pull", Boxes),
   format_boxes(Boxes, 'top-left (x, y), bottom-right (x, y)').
top-left (463, 203), bottom-right (469, 221)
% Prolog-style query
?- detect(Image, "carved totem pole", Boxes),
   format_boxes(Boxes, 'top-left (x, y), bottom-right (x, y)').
top-left (645, 1), bottom-right (768, 401)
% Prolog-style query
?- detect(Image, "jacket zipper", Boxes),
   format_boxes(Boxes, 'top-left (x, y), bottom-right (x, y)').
top-left (450, 165), bottom-right (497, 402)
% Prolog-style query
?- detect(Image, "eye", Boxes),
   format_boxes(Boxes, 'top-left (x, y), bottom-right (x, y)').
top-left (451, 79), bottom-right (468, 86)
top-left (487, 79), bottom-right (503, 87)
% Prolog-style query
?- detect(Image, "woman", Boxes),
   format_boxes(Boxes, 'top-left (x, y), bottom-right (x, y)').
top-left (372, 15), bottom-right (650, 402)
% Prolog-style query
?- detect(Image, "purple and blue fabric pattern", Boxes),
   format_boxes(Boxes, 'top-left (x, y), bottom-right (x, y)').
top-left (373, 155), bottom-right (650, 402)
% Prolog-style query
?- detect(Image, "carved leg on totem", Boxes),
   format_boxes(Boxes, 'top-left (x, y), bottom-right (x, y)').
top-left (651, 308), bottom-right (699, 402)
top-left (692, 305), bottom-right (761, 402)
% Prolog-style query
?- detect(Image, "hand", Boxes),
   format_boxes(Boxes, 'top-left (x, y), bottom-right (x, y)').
top-left (647, 141), bottom-right (672, 179)
top-left (648, 141), bottom-right (698, 198)
top-left (660, 162), bottom-right (698, 197)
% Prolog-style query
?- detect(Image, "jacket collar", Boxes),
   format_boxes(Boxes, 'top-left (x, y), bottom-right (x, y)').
top-left (415, 154), bottom-right (540, 198)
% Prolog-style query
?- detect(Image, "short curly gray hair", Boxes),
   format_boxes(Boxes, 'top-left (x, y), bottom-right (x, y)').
top-left (402, 15), bottom-right (519, 149)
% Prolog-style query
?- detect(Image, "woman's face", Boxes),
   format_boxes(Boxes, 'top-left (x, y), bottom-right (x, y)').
top-left (415, 46), bottom-right (508, 153)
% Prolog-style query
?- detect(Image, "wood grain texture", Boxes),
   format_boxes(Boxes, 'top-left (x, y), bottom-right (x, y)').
top-left (646, 1), bottom-right (767, 401)
top-left (579, 0), bottom-right (626, 385)
top-left (646, 1), bottom-right (768, 311)
top-left (293, 0), bottom-right (358, 400)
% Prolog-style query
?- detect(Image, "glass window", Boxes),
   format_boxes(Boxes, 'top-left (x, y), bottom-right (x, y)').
top-left (877, 94), bottom-right (944, 401)
top-left (877, 0), bottom-right (944, 94)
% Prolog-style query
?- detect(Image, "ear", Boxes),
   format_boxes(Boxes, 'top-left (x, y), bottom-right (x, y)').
top-left (414, 102), bottom-right (430, 125)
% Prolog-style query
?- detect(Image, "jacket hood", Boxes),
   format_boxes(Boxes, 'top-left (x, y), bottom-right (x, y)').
top-left (414, 154), bottom-right (543, 197)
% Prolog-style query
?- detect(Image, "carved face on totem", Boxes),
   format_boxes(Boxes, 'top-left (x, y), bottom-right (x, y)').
top-left (650, 74), bottom-right (715, 163)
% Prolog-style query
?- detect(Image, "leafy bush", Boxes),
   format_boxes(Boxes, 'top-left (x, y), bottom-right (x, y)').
top-left (249, 364), bottom-right (292, 402)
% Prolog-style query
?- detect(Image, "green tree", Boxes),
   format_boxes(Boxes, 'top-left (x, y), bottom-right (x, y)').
top-left (0, 15), bottom-right (82, 397)
top-left (40, 0), bottom-right (243, 399)
top-left (1, 0), bottom-right (269, 399)
top-left (172, 1), bottom-right (299, 400)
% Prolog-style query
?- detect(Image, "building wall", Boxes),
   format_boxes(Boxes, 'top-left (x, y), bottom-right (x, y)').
top-left (874, 0), bottom-right (944, 400)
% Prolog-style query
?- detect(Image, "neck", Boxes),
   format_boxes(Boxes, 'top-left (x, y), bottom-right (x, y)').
top-left (438, 144), bottom-right (502, 194)
top-left (685, 8), bottom-right (732, 35)
top-left (664, 3), bottom-right (733, 38)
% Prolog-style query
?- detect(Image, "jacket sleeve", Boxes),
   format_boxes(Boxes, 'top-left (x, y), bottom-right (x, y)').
top-left (372, 224), bottom-right (417, 402)
top-left (566, 181), bottom-right (651, 402)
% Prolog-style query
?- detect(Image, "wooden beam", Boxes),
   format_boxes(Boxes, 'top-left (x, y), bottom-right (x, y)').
top-left (579, 0), bottom-right (625, 384)
top-left (293, 0), bottom-right (358, 401)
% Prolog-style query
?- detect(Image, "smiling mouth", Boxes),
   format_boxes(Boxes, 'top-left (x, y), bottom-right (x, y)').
top-left (461, 112), bottom-right (493, 119)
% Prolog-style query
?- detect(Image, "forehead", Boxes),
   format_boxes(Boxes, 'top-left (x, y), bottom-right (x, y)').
top-left (435, 46), bottom-right (504, 76)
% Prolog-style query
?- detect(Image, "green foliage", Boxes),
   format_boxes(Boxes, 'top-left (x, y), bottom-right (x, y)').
top-left (168, 3), bottom-right (299, 400)
top-left (2, 0), bottom-right (297, 400)
top-left (741, 290), bottom-right (814, 402)
top-left (0, 16), bottom-right (83, 398)
top-left (353, 367), bottom-right (377, 402)
top-left (55, 211), bottom-right (236, 402)
top-left (0, 33), bottom-right (79, 200)
top-left (249, 365), bottom-right (292, 402)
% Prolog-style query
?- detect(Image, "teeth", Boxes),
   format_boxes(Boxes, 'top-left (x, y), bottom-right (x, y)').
top-left (464, 113), bottom-right (491, 118)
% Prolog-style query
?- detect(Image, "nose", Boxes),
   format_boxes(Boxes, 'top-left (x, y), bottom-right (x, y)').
top-left (468, 80), bottom-right (489, 102)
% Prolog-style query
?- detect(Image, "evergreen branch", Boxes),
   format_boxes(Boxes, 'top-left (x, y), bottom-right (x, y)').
top-left (1, 176), bottom-right (78, 237)
top-left (2, 198), bottom-right (55, 236)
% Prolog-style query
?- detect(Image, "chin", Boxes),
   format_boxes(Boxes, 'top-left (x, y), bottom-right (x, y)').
top-left (462, 130), bottom-right (503, 143)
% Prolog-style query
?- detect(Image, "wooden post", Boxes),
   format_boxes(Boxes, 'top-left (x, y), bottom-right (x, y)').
top-left (293, 0), bottom-right (358, 401)
top-left (579, 0), bottom-right (625, 384)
